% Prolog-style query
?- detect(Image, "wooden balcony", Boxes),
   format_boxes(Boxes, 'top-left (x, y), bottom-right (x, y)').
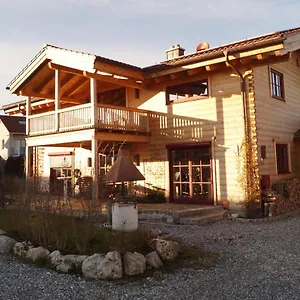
top-left (28, 103), bottom-right (150, 136)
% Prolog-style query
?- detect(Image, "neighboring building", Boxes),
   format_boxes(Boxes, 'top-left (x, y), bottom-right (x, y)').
top-left (3, 26), bottom-right (300, 210)
top-left (0, 115), bottom-right (26, 160)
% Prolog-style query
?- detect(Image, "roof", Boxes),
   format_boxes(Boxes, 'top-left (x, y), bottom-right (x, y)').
top-left (4, 26), bottom-right (300, 107)
top-left (143, 27), bottom-right (300, 72)
top-left (0, 115), bottom-right (26, 134)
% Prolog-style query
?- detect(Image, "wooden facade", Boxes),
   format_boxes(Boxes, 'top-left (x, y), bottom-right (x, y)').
top-left (4, 28), bottom-right (300, 210)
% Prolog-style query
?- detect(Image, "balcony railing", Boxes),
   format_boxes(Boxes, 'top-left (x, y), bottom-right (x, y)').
top-left (28, 103), bottom-right (149, 136)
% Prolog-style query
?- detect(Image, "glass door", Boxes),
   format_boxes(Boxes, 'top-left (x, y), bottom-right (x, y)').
top-left (170, 143), bottom-right (213, 204)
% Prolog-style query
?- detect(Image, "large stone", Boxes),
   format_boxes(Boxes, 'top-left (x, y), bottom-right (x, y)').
top-left (155, 239), bottom-right (180, 261)
top-left (13, 241), bottom-right (33, 257)
top-left (0, 236), bottom-right (17, 254)
top-left (26, 246), bottom-right (50, 262)
top-left (82, 254), bottom-right (105, 279)
top-left (0, 230), bottom-right (7, 236)
top-left (145, 251), bottom-right (163, 269)
top-left (97, 251), bottom-right (122, 280)
top-left (49, 250), bottom-right (63, 267)
top-left (82, 252), bottom-right (123, 280)
top-left (57, 255), bottom-right (88, 273)
top-left (123, 252), bottom-right (146, 276)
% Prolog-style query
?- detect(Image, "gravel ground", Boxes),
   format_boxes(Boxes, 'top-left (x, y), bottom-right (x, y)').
top-left (1, 214), bottom-right (300, 300)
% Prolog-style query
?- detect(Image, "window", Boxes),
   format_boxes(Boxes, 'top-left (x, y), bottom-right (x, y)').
top-left (276, 143), bottom-right (289, 174)
top-left (166, 79), bottom-right (209, 104)
top-left (270, 69), bottom-right (284, 100)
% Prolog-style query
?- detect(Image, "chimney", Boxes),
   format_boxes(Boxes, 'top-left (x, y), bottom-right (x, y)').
top-left (166, 44), bottom-right (185, 60)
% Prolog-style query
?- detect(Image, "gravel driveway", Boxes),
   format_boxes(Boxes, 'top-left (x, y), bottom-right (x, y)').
top-left (1, 214), bottom-right (300, 300)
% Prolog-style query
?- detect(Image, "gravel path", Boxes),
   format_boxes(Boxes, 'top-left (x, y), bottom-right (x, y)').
top-left (1, 214), bottom-right (300, 300)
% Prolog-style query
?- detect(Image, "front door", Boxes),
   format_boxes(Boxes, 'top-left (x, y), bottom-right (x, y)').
top-left (168, 143), bottom-right (213, 204)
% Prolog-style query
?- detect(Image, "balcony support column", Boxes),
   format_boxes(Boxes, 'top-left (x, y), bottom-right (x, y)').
top-left (90, 78), bottom-right (97, 126)
top-left (91, 133), bottom-right (99, 207)
top-left (55, 69), bottom-right (61, 131)
top-left (26, 96), bottom-right (31, 135)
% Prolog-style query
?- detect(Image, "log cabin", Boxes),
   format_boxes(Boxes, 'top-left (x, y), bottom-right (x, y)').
top-left (3, 26), bottom-right (300, 212)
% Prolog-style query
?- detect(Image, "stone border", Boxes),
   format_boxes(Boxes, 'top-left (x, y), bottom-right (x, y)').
top-left (0, 231), bottom-right (181, 281)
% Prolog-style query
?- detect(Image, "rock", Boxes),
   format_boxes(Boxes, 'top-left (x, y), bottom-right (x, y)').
top-left (155, 239), bottom-right (180, 261)
top-left (26, 246), bottom-right (50, 262)
top-left (49, 250), bottom-right (63, 267)
top-left (0, 236), bottom-right (17, 254)
top-left (145, 251), bottom-right (163, 269)
top-left (82, 252), bottom-right (123, 280)
top-left (13, 242), bottom-right (33, 257)
top-left (82, 254), bottom-right (105, 279)
top-left (97, 251), bottom-right (122, 280)
top-left (123, 252), bottom-right (146, 276)
top-left (57, 255), bottom-right (88, 273)
top-left (231, 213), bottom-right (239, 219)
top-left (0, 230), bottom-right (6, 235)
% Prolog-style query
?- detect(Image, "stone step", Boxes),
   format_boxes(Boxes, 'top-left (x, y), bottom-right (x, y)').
top-left (178, 211), bottom-right (227, 225)
top-left (175, 206), bottom-right (224, 218)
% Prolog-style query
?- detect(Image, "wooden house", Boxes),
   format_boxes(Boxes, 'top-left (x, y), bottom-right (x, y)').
top-left (3, 27), bottom-right (300, 210)
top-left (0, 115), bottom-right (26, 160)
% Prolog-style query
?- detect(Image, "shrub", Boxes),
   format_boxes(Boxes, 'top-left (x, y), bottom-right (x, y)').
top-left (0, 176), bottom-right (153, 255)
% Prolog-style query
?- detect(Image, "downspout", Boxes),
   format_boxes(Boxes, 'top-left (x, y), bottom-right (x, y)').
top-left (223, 51), bottom-right (251, 199)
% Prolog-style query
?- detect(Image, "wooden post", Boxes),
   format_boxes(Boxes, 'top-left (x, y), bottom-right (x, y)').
top-left (25, 96), bottom-right (32, 203)
top-left (91, 134), bottom-right (99, 207)
top-left (26, 96), bottom-right (31, 135)
top-left (90, 78), bottom-right (97, 126)
top-left (55, 69), bottom-right (61, 131)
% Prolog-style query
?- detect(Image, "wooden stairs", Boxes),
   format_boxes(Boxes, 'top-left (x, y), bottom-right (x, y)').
top-left (138, 204), bottom-right (226, 225)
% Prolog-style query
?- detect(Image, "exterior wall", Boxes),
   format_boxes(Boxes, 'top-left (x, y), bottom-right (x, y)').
top-left (0, 122), bottom-right (25, 160)
top-left (0, 123), bottom-right (9, 160)
top-left (127, 70), bottom-right (246, 205)
top-left (253, 53), bottom-right (300, 183)
top-left (36, 146), bottom-right (92, 192)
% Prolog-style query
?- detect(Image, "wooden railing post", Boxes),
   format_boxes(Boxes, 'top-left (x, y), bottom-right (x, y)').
top-left (26, 96), bottom-right (31, 135)
top-left (90, 78), bottom-right (97, 126)
top-left (91, 134), bottom-right (99, 207)
top-left (55, 69), bottom-right (61, 131)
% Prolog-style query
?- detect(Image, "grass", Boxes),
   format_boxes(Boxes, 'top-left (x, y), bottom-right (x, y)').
top-left (0, 209), bottom-right (153, 255)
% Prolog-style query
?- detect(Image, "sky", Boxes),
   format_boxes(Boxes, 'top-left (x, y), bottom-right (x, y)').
top-left (0, 0), bottom-right (299, 110)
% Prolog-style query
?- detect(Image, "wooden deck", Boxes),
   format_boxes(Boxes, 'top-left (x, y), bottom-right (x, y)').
top-left (28, 103), bottom-right (149, 136)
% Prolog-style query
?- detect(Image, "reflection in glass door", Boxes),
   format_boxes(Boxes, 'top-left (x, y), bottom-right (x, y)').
top-left (169, 143), bottom-right (213, 204)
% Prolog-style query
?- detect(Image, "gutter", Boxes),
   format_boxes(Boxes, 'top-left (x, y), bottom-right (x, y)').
top-left (223, 51), bottom-right (249, 139)
top-left (224, 50), bottom-right (253, 201)
top-left (144, 36), bottom-right (286, 72)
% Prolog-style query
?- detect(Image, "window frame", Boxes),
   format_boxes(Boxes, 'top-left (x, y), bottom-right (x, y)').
top-left (166, 78), bottom-right (210, 105)
top-left (270, 68), bottom-right (285, 101)
top-left (275, 143), bottom-right (290, 175)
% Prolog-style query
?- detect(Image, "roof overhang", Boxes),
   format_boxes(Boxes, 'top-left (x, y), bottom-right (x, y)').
top-left (6, 44), bottom-right (145, 99)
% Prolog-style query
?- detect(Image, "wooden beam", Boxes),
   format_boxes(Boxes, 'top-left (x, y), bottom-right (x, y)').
top-left (33, 73), bottom-right (54, 93)
top-left (205, 65), bottom-right (219, 72)
top-left (90, 78), bottom-right (97, 127)
top-left (239, 57), bottom-right (254, 65)
top-left (256, 53), bottom-right (269, 60)
top-left (187, 68), bottom-right (205, 76)
top-left (62, 77), bottom-right (88, 98)
top-left (246, 53), bottom-right (290, 69)
top-left (48, 62), bottom-right (142, 89)
top-left (84, 71), bottom-right (142, 90)
top-left (94, 59), bottom-right (144, 81)
top-left (26, 96), bottom-right (31, 136)
top-left (19, 90), bottom-right (84, 104)
top-left (145, 44), bottom-right (284, 78)
top-left (170, 72), bottom-right (185, 79)
top-left (55, 70), bottom-right (60, 131)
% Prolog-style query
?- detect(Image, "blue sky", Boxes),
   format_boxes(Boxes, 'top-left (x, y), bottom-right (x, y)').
top-left (1, 0), bottom-right (299, 109)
